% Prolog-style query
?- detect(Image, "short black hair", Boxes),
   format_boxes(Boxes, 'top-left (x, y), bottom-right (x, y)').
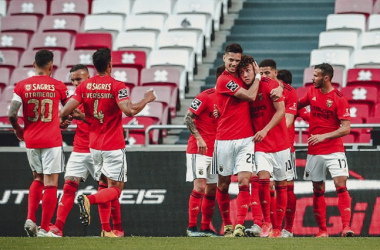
top-left (216, 64), bottom-right (225, 78)
top-left (237, 54), bottom-right (255, 71)
top-left (277, 69), bottom-right (292, 85)
top-left (70, 64), bottom-right (89, 73)
top-left (314, 63), bottom-right (334, 80)
top-left (259, 59), bottom-right (277, 69)
top-left (225, 43), bottom-right (243, 54)
top-left (34, 50), bottom-right (53, 68)
top-left (92, 48), bottom-right (111, 72)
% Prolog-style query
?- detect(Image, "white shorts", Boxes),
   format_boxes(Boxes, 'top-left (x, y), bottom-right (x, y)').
top-left (90, 148), bottom-right (128, 182)
top-left (286, 151), bottom-right (297, 181)
top-left (212, 136), bottom-right (255, 176)
top-left (26, 147), bottom-right (65, 175)
top-left (304, 153), bottom-right (349, 182)
top-left (186, 154), bottom-right (218, 184)
top-left (65, 152), bottom-right (95, 182)
top-left (255, 148), bottom-right (291, 181)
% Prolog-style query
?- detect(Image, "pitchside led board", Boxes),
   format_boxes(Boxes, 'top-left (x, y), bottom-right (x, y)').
top-left (0, 149), bottom-right (379, 237)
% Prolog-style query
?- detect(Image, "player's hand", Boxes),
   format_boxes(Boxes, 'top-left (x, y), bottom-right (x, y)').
top-left (270, 85), bottom-right (283, 101)
top-left (253, 130), bottom-right (267, 143)
top-left (308, 134), bottom-right (327, 145)
top-left (71, 109), bottom-right (84, 121)
top-left (14, 126), bottom-right (24, 141)
top-left (144, 89), bottom-right (157, 103)
top-left (253, 60), bottom-right (260, 75)
top-left (213, 104), bottom-right (219, 118)
top-left (196, 137), bottom-right (208, 155)
top-left (60, 119), bottom-right (72, 129)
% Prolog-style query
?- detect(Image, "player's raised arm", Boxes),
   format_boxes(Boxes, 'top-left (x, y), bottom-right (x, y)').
top-left (118, 89), bottom-right (156, 117)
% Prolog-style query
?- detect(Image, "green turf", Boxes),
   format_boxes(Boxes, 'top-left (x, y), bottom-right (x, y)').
top-left (0, 237), bottom-right (379, 250)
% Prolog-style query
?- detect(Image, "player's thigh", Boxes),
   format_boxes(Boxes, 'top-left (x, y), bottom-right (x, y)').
top-left (90, 148), bottom-right (104, 181)
top-left (286, 151), bottom-right (297, 181)
top-left (271, 149), bottom-right (291, 181)
top-left (326, 153), bottom-right (349, 179)
top-left (212, 140), bottom-right (235, 176)
top-left (304, 154), bottom-right (327, 182)
top-left (102, 149), bottom-right (128, 183)
top-left (26, 148), bottom-right (43, 173)
top-left (186, 154), bottom-right (217, 184)
top-left (255, 151), bottom-right (274, 177)
top-left (41, 147), bottom-right (65, 174)
top-left (234, 136), bottom-right (255, 175)
top-left (65, 152), bottom-right (93, 181)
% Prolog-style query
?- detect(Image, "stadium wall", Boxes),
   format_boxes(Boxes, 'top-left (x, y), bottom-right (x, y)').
top-left (0, 147), bottom-right (379, 237)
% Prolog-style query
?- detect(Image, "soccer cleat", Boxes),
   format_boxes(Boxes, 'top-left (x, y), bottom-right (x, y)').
top-left (101, 230), bottom-right (118, 237)
top-left (186, 227), bottom-right (204, 237)
top-left (341, 227), bottom-right (354, 237)
top-left (201, 229), bottom-right (218, 237)
top-left (315, 230), bottom-right (329, 238)
top-left (112, 229), bottom-right (125, 237)
top-left (281, 229), bottom-right (293, 238)
top-left (269, 228), bottom-right (282, 238)
top-left (233, 224), bottom-right (245, 237)
top-left (260, 222), bottom-right (272, 237)
top-left (223, 225), bottom-right (234, 237)
top-left (244, 224), bottom-right (262, 237)
top-left (24, 219), bottom-right (38, 237)
top-left (49, 224), bottom-right (63, 237)
top-left (37, 229), bottom-right (62, 237)
top-left (77, 195), bottom-right (91, 226)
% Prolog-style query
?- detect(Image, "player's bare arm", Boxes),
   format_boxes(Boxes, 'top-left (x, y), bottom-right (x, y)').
top-left (118, 89), bottom-right (156, 117)
top-left (270, 85), bottom-right (283, 101)
top-left (60, 98), bottom-right (81, 124)
top-left (8, 100), bottom-right (24, 140)
top-left (253, 101), bottom-right (285, 143)
top-left (308, 119), bottom-right (350, 145)
top-left (184, 110), bottom-right (207, 155)
top-left (285, 113), bottom-right (295, 128)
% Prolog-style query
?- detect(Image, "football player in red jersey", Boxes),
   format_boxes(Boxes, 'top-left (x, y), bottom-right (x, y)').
top-left (8, 50), bottom-right (69, 237)
top-left (60, 48), bottom-right (156, 237)
top-left (298, 63), bottom-right (354, 237)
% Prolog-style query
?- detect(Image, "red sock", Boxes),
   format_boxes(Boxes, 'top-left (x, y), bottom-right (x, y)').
top-left (259, 179), bottom-right (271, 223)
top-left (216, 188), bottom-right (232, 226)
top-left (55, 180), bottom-right (79, 231)
top-left (201, 194), bottom-right (216, 231)
top-left (235, 185), bottom-right (250, 225)
top-left (313, 189), bottom-right (327, 231)
top-left (111, 198), bottom-right (122, 231)
top-left (188, 190), bottom-right (203, 228)
top-left (270, 189), bottom-right (277, 226)
top-left (27, 180), bottom-right (44, 222)
top-left (88, 186), bottom-right (120, 204)
top-left (97, 184), bottom-right (112, 232)
top-left (250, 176), bottom-right (262, 226)
top-left (284, 184), bottom-right (296, 233)
top-left (40, 186), bottom-right (58, 232)
top-left (337, 186), bottom-right (352, 229)
top-left (274, 185), bottom-right (287, 230)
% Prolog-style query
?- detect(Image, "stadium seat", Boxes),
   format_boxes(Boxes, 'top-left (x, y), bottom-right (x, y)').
top-left (334, 0), bottom-right (373, 17)
top-left (0, 16), bottom-right (39, 39)
top-left (318, 31), bottom-right (358, 52)
top-left (1, 85), bottom-right (15, 103)
top-left (342, 133), bottom-right (356, 143)
top-left (0, 68), bottom-right (10, 92)
top-left (131, 0), bottom-right (172, 19)
top-left (61, 50), bottom-right (96, 69)
top-left (0, 50), bottom-right (20, 72)
top-left (0, 0), bottom-right (6, 17)
top-left (374, 1), bottom-right (380, 14)
top-left (349, 103), bottom-right (370, 122)
top-left (83, 15), bottom-right (124, 40)
top-left (91, 0), bottom-right (131, 17)
top-left (111, 50), bottom-right (146, 74)
top-left (19, 50), bottom-right (62, 70)
top-left (303, 66), bottom-right (343, 89)
top-left (346, 68), bottom-right (380, 101)
top-left (9, 67), bottom-right (35, 85)
top-left (7, 0), bottom-right (47, 21)
top-left (348, 116), bottom-right (364, 140)
top-left (296, 86), bottom-right (309, 99)
top-left (123, 116), bottom-right (161, 145)
top-left (124, 14), bottom-right (165, 37)
top-left (360, 32), bottom-right (380, 50)
top-left (111, 67), bottom-right (139, 90)
top-left (0, 32), bottom-right (29, 54)
top-left (50, 0), bottom-right (89, 20)
top-left (326, 14), bottom-right (366, 34)
top-left (374, 103), bottom-right (380, 117)
top-left (341, 86), bottom-right (378, 117)
top-left (74, 33), bottom-right (112, 50)
top-left (53, 67), bottom-right (96, 85)
top-left (352, 49), bottom-right (380, 68)
top-left (28, 32), bottom-right (72, 55)
top-left (294, 117), bottom-right (309, 144)
top-left (368, 14), bottom-right (380, 32)
top-left (113, 31), bottom-right (157, 59)
top-left (38, 15), bottom-right (81, 37)
top-left (310, 49), bottom-right (350, 69)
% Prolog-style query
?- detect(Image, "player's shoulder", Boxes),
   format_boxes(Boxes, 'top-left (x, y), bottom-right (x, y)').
top-left (332, 89), bottom-right (344, 98)
top-left (202, 88), bottom-right (216, 95)
top-left (283, 83), bottom-right (295, 92)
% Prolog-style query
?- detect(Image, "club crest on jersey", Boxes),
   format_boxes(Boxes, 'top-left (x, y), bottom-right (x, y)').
top-left (199, 169), bottom-right (204, 175)
top-left (226, 80), bottom-right (238, 92)
top-left (326, 99), bottom-right (333, 108)
top-left (219, 165), bottom-right (223, 173)
top-left (258, 93), bottom-right (263, 101)
top-left (118, 88), bottom-right (129, 99)
top-left (190, 98), bottom-right (202, 111)
top-left (25, 84), bottom-right (31, 91)
top-left (305, 171), bottom-right (310, 178)
top-left (86, 83), bottom-right (92, 90)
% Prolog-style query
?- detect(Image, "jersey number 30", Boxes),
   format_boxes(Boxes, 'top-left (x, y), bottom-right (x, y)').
top-left (27, 98), bottom-right (53, 122)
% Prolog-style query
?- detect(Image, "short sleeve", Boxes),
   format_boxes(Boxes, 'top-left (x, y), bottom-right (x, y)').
top-left (189, 92), bottom-right (207, 115)
top-left (337, 97), bottom-right (350, 121)
top-left (285, 88), bottom-right (298, 115)
top-left (114, 81), bottom-right (130, 103)
top-left (215, 74), bottom-right (242, 96)
top-left (299, 87), bottom-right (310, 107)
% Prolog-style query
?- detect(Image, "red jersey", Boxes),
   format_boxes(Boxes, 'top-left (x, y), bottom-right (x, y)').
top-left (14, 76), bottom-right (68, 148)
top-left (299, 86), bottom-right (350, 155)
top-left (72, 75), bottom-right (130, 150)
top-left (72, 104), bottom-right (90, 153)
top-left (186, 88), bottom-right (217, 157)
top-left (215, 70), bottom-right (253, 140)
top-left (283, 83), bottom-right (298, 152)
top-left (249, 77), bottom-right (289, 153)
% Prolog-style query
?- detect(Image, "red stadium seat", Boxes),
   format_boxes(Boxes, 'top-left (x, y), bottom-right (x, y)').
top-left (19, 50), bottom-right (62, 70)
top-left (61, 50), bottom-right (96, 69)
top-left (303, 67), bottom-right (342, 89)
top-left (346, 68), bottom-right (380, 102)
top-left (296, 86), bottom-right (309, 100)
top-left (0, 32), bottom-right (29, 54)
top-left (8, 0), bottom-right (47, 21)
top-left (375, 1), bottom-right (380, 14)
top-left (38, 15), bottom-right (82, 38)
top-left (74, 33), bottom-right (112, 50)
top-left (349, 116), bottom-right (364, 141)
top-left (342, 134), bottom-right (356, 143)
top-left (111, 50), bottom-right (146, 73)
top-left (111, 67), bottom-right (139, 90)
top-left (28, 32), bottom-right (72, 55)
top-left (0, 50), bottom-right (20, 72)
top-left (0, 68), bottom-right (10, 92)
top-left (9, 67), bottom-right (37, 86)
top-left (53, 67), bottom-right (96, 85)
top-left (50, 0), bottom-right (89, 20)
top-left (123, 116), bottom-right (161, 145)
top-left (341, 86), bottom-right (378, 117)
top-left (0, 16), bottom-right (39, 39)
top-left (335, 0), bottom-right (373, 18)
top-left (349, 103), bottom-right (370, 122)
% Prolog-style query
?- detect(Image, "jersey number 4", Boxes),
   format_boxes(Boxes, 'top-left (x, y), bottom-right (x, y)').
top-left (27, 98), bottom-right (53, 122)
top-left (93, 99), bottom-right (104, 123)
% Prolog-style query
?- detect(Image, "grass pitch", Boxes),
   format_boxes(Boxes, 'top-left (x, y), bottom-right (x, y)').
top-left (0, 237), bottom-right (379, 250)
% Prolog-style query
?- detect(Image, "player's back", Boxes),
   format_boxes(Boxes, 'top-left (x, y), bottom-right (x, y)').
top-left (76, 75), bottom-right (126, 150)
top-left (14, 75), bottom-right (68, 148)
